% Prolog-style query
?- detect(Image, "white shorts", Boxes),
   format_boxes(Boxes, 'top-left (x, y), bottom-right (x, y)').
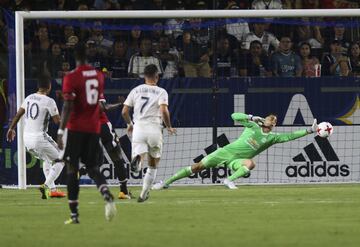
top-left (132, 122), bottom-right (163, 159)
top-left (24, 133), bottom-right (60, 163)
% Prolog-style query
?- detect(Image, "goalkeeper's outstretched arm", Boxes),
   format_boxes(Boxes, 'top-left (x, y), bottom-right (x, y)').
top-left (273, 119), bottom-right (318, 144)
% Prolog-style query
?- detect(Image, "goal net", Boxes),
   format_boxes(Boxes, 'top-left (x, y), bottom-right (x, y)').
top-left (1, 9), bottom-right (359, 188)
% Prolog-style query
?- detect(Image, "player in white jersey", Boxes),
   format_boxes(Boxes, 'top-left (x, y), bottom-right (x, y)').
top-left (7, 74), bottom-right (66, 199)
top-left (122, 64), bottom-right (176, 202)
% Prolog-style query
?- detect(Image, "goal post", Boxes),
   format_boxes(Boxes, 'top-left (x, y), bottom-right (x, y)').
top-left (14, 9), bottom-right (360, 189)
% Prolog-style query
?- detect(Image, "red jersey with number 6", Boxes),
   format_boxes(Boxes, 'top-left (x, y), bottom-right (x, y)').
top-left (62, 64), bottom-right (104, 133)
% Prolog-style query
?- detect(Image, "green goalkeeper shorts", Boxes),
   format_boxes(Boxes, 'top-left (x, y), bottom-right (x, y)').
top-left (201, 148), bottom-right (246, 171)
top-left (201, 148), bottom-right (232, 168)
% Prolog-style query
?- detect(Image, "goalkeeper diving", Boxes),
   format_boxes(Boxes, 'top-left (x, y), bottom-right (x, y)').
top-left (153, 113), bottom-right (318, 190)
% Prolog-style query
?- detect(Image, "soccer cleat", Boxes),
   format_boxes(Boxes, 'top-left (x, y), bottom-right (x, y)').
top-left (49, 190), bottom-right (66, 198)
top-left (223, 178), bottom-right (238, 190)
top-left (39, 184), bottom-right (49, 199)
top-left (130, 155), bottom-right (141, 172)
top-left (64, 217), bottom-right (80, 224)
top-left (137, 191), bottom-right (150, 203)
top-left (105, 201), bottom-right (117, 221)
top-left (118, 191), bottom-right (132, 200)
top-left (152, 181), bottom-right (169, 190)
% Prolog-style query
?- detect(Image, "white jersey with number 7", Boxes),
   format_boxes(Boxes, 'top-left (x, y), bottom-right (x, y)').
top-left (124, 84), bottom-right (168, 125)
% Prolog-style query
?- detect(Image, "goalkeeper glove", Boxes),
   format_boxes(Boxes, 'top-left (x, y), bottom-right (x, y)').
top-left (248, 114), bottom-right (265, 124)
top-left (307, 119), bottom-right (318, 134)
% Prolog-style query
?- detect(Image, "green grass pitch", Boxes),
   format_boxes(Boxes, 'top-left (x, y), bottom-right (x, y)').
top-left (0, 184), bottom-right (359, 247)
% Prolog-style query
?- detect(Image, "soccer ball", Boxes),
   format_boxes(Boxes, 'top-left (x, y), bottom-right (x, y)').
top-left (317, 122), bottom-right (334, 138)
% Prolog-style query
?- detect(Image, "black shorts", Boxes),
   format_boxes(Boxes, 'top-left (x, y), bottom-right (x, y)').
top-left (100, 122), bottom-right (119, 148)
top-left (63, 130), bottom-right (100, 171)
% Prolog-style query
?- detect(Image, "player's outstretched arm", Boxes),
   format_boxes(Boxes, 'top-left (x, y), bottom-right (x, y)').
top-left (160, 104), bottom-right (176, 135)
top-left (231, 112), bottom-right (264, 128)
top-left (99, 96), bottom-right (125, 112)
top-left (6, 107), bottom-right (25, 142)
top-left (274, 119), bottom-right (317, 144)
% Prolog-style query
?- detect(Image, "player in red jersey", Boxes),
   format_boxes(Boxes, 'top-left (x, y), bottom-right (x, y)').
top-left (56, 43), bottom-right (116, 224)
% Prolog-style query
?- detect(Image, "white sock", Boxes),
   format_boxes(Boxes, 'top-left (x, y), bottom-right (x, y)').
top-left (45, 162), bottom-right (65, 190)
top-left (140, 168), bottom-right (157, 198)
top-left (42, 160), bottom-right (51, 183)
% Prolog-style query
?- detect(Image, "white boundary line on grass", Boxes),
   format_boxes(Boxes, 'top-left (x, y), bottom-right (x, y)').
top-left (1, 181), bottom-right (359, 189)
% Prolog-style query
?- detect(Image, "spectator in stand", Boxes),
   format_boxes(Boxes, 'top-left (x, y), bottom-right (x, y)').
top-left (88, 21), bottom-right (113, 57)
top-left (158, 35), bottom-right (179, 79)
top-left (61, 25), bottom-right (76, 49)
top-left (128, 25), bottom-right (142, 57)
top-left (128, 37), bottom-right (163, 78)
top-left (178, 31), bottom-right (210, 78)
top-left (216, 27), bottom-right (239, 52)
top-left (348, 42), bottom-right (360, 76)
top-left (239, 40), bottom-right (271, 77)
top-left (59, 60), bottom-right (71, 77)
top-left (108, 40), bottom-right (129, 78)
top-left (77, 3), bottom-right (91, 41)
top-left (31, 24), bottom-right (52, 75)
top-left (164, 1), bottom-right (185, 41)
top-left (271, 36), bottom-right (302, 77)
top-left (86, 40), bottom-right (108, 71)
top-left (151, 22), bottom-right (165, 53)
top-left (251, 0), bottom-right (282, 25)
top-left (295, 18), bottom-right (324, 50)
top-left (188, 18), bottom-right (210, 47)
top-left (224, 3), bottom-right (250, 46)
top-left (242, 21), bottom-right (279, 54)
top-left (325, 23), bottom-right (351, 55)
top-left (251, 0), bottom-right (283, 9)
top-left (211, 37), bottom-right (238, 78)
top-left (322, 39), bottom-right (350, 76)
top-left (298, 42), bottom-right (321, 77)
top-left (46, 42), bottom-right (64, 78)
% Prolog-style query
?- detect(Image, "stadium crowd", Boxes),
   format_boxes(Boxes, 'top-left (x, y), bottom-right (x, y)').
top-left (0, 0), bottom-right (360, 80)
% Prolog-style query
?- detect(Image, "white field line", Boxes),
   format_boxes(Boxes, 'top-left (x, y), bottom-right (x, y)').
top-left (0, 199), bottom-right (357, 207)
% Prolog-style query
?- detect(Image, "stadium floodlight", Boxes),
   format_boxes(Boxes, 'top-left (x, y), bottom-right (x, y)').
top-left (15, 9), bottom-right (360, 189)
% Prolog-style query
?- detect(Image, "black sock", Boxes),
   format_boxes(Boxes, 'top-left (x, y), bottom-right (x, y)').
top-left (114, 159), bottom-right (129, 194)
top-left (69, 202), bottom-right (79, 218)
top-left (67, 172), bottom-right (80, 217)
top-left (99, 185), bottom-right (113, 202)
top-left (120, 180), bottom-right (128, 194)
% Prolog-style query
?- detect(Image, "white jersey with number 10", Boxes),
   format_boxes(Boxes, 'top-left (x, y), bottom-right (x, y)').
top-left (124, 84), bottom-right (168, 125)
top-left (21, 93), bottom-right (59, 136)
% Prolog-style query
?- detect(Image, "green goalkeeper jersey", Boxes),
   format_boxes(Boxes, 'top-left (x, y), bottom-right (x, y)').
top-left (224, 113), bottom-right (308, 159)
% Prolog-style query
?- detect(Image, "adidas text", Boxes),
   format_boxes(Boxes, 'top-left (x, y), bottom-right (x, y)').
top-left (285, 162), bottom-right (350, 177)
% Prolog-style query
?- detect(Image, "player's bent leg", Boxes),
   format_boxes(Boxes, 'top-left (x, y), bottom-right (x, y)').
top-left (138, 154), bottom-right (159, 203)
top-left (224, 159), bottom-right (254, 189)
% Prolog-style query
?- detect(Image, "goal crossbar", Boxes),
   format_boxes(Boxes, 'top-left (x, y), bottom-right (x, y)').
top-left (15, 9), bottom-right (360, 189)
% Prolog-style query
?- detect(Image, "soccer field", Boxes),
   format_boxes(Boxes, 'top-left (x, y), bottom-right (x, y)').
top-left (0, 184), bottom-right (359, 247)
